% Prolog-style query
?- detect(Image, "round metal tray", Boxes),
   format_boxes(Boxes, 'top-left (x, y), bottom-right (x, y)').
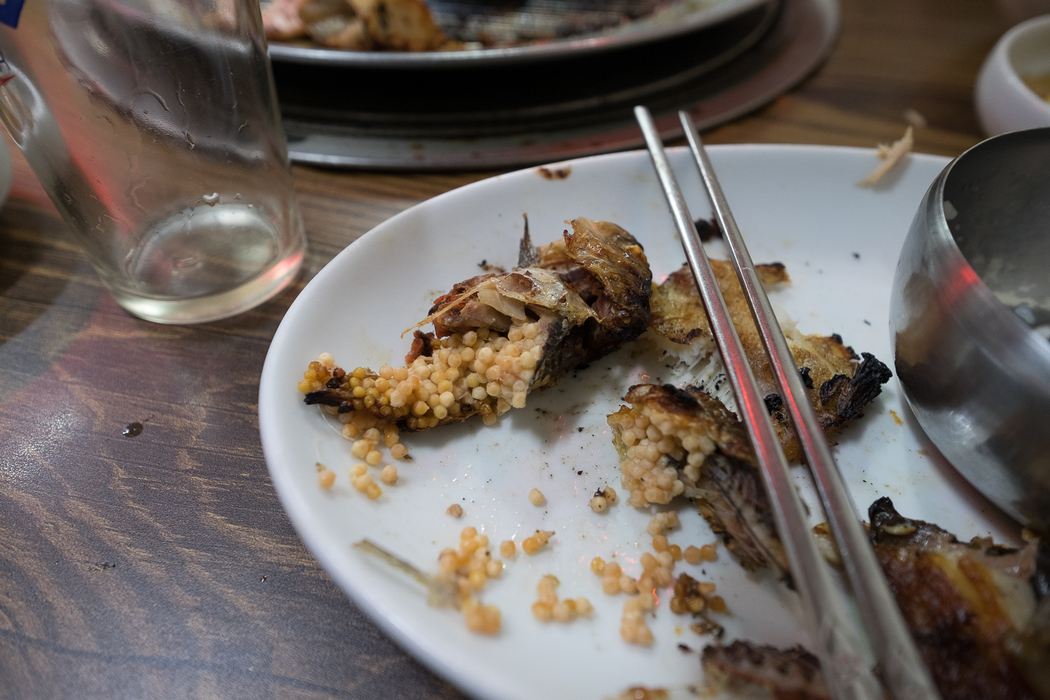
top-left (276, 0), bottom-right (839, 170)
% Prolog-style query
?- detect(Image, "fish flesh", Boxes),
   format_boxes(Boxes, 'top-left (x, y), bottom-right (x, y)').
top-left (608, 259), bottom-right (890, 575)
top-left (301, 217), bottom-right (652, 431)
top-left (648, 261), bottom-right (892, 462)
top-left (868, 497), bottom-right (1050, 700)
top-left (608, 383), bottom-right (790, 578)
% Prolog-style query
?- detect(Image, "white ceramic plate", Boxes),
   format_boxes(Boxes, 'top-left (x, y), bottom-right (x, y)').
top-left (259, 145), bottom-right (1020, 700)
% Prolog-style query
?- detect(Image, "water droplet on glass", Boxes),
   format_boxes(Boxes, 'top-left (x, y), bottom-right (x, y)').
top-left (173, 255), bottom-right (202, 274)
top-left (202, 192), bottom-right (219, 206)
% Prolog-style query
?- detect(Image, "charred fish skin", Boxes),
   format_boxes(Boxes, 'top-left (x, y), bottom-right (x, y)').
top-left (868, 497), bottom-right (1050, 700)
top-left (701, 640), bottom-right (830, 700)
top-left (301, 218), bottom-right (652, 432)
top-left (647, 261), bottom-right (892, 462)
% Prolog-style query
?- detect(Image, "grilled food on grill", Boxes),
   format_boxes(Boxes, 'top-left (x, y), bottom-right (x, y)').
top-left (263, 0), bottom-right (450, 50)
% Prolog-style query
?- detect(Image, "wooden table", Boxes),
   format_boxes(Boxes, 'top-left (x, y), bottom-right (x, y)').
top-left (0, 0), bottom-right (1021, 696)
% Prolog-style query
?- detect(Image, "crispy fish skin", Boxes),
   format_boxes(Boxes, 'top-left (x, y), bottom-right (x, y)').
top-left (649, 260), bottom-right (788, 353)
top-left (607, 383), bottom-right (790, 578)
top-left (302, 218), bottom-right (652, 432)
top-left (426, 218), bottom-right (653, 381)
top-left (649, 262), bottom-right (892, 462)
top-left (701, 640), bottom-right (830, 700)
top-left (869, 497), bottom-right (1049, 700)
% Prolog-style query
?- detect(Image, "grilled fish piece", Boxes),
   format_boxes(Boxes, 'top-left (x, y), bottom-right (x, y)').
top-left (302, 218), bottom-right (652, 432)
top-left (607, 383), bottom-right (790, 578)
top-left (264, 0), bottom-right (449, 50)
top-left (701, 640), bottom-right (830, 700)
top-left (869, 497), bottom-right (1050, 700)
top-left (649, 262), bottom-right (892, 462)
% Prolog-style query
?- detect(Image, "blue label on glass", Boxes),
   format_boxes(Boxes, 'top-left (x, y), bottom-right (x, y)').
top-left (0, 0), bottom-right (27, 28)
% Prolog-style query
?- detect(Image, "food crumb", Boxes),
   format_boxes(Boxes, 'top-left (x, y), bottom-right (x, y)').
top-left (446, 503), bottom-right (464, 518)
top-left (903, 107), bottom-right (928, 129)
top-left (316, 462), bottom-right (336, 489)
top-left (589, 486), bottom-right (618, 513)
top-left (532, 574), bottom-right (592, 623)
top-left (858, 125), bottom-right (914, 187)
top-left (612, 687), bottom-right (669, 700)
top-left (528, 488), bottom-right (546, 506)
top-left (521, 529), bottom-right (554, 555)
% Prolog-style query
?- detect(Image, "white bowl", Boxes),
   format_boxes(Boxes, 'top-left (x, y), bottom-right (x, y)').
top-left (975, 13), bottom-right (1050, 136)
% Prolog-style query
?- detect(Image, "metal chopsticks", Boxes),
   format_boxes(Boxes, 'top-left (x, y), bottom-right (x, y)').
top-left (674, 112), bottom-right (941, 700)
top-left (634, 106), bottom-right (939, 700)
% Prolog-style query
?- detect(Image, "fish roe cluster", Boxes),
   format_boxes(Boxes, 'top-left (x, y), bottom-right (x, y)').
top-left (590, 512), bottom-right (696, 645)
top-left (299, 323), bottom-right (546, 432)
top-left (607, 405), bottom-right (717, 507)
top-left (531, 574), bottom-right (593, 623)
top-left (349, 463), bottom-right (383, 499)
top-left (589, 486), bottom-right (618, 513)
top-left (438, 526), bottom-right (505, 634)
top-left (669, 572), bottom-right (726, 617)
top-left (683, 543), bottom-right (718, 565)
top-left (620, 591), bottom-right (657, 645)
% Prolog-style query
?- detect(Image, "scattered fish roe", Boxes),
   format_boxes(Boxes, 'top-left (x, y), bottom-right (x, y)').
top-left (352, 472), bottom-right (382, 499)
top-left (531, 574), bottom-right (593, 623)
top-left (499, 540), bottom-right (516, 558)
top-left (380, 464), bottom-right (398, 485)
top-left (446, 504), bottom-right (464, 518)
top-left (316, 463), bottom-right (336, 489)
top-left (437, 526), bottom-right (506, 635)
top-left (608, 405), bottom-right (716, 507)
top-left (300, 322), bottom-right (546, 432)
top-left (463, 598), bottom-right (501, 635)
top-left (589, 485), bottom-right (618, 513)
top-left (528, 488), bottom-right (546, 506)
top-left (521, 529), bottom-right (554, 555)
top-left (620, 591), bottom-right (656, 645)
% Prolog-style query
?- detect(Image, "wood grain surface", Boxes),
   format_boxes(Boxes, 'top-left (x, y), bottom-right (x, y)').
top-left (0, 0), bottom-right (1021, 697)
